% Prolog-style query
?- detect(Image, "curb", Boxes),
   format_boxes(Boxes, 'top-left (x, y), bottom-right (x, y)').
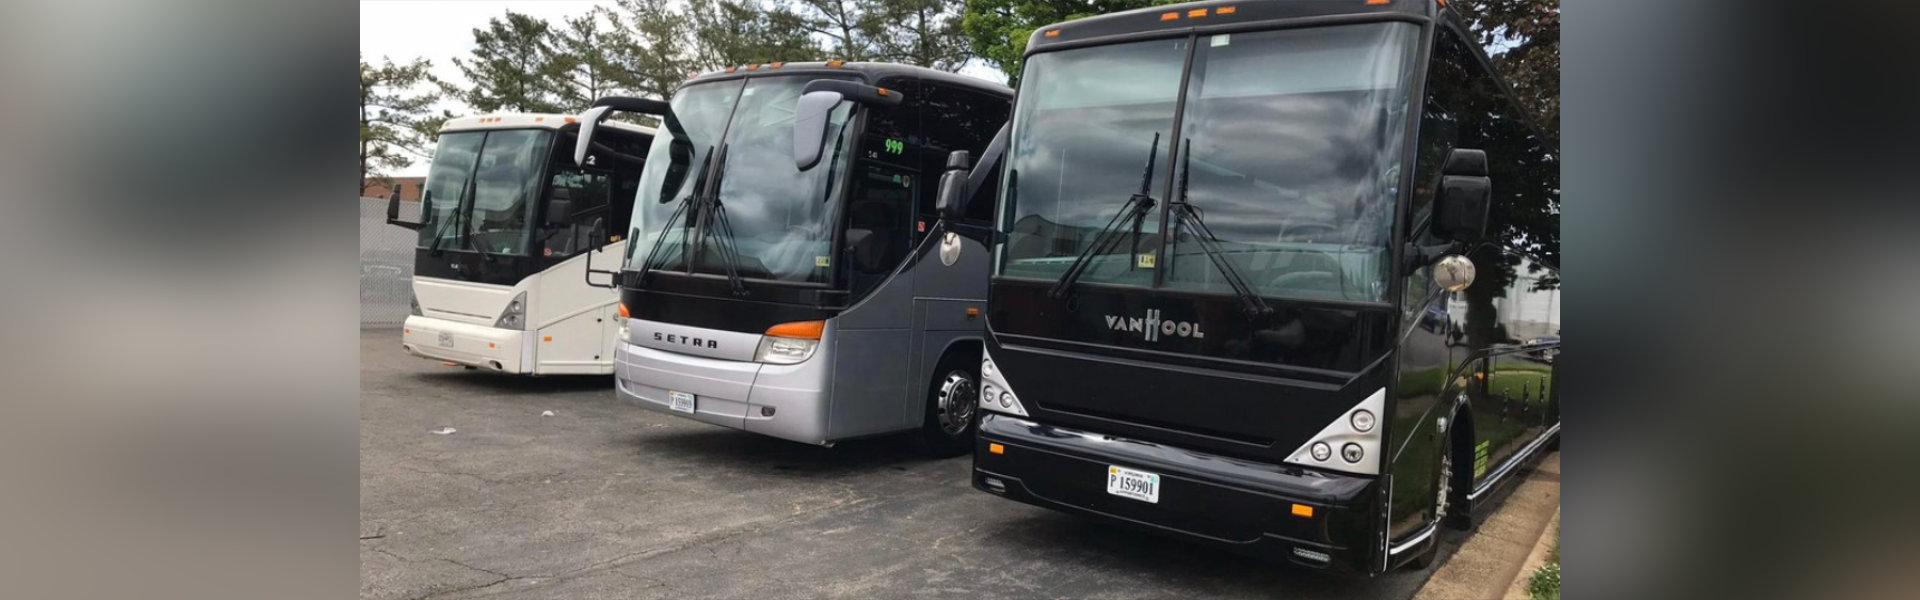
top-left (1411, 452), bottom-right (1560, 600)
top-left (1502, 509), bottom-right (1559, 600)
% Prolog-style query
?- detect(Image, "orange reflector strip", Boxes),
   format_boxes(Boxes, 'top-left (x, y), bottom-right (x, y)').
top-left (1044, 29), bottom-right (1059, 37)
top-left (1218, 6), bottom-right (1237, 14)
top-left (442, 362), bottom-right (458, 367)
top-left (826, 60), bottom-right (844, 67)
top-left (404, 329), bottom-right (410, 334)
top-left (1160, 12), bottom-right (1178, 21)
top-left (565, 117), bottom-right (577, 124)
top-left (1292, 504), bottom-right (1314, 517)
top-left (543, 336), bottom-right (553, 342)
top-left (1188, 8), bottom-right (1208, 17)
top-left (765, 320), bottom-right (825, 340)
top-left (488, 342), bottom-right (495, 349)
top-left (617, 303), bottom-right (630, 319)
top-left (966, 307), bottom-right (980, 317)
top-left (1367, 0), bottom-right (1389, 4)
top-left (877, 87), bottom-right (890, 96)
top-left (989, 443), bottom-right (1004, 455)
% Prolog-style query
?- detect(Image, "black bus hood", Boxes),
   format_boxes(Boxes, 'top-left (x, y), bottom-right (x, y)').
top-left (986, 278), bottom-right (1393, 465)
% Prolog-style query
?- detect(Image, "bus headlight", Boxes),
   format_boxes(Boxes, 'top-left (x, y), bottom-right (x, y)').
top-left (1284, 387), bottom-right (1386, 475)
top-left (494, 292), bottom-right (527, 330)
top-left (1351, 410), bottom-right (1376, 432)
top-left (755, 337), bottom-right (818, 364)
top-left (756, 320), bottom-right (824, 365)
top-left (977, 350), bottom-right (1028, 417)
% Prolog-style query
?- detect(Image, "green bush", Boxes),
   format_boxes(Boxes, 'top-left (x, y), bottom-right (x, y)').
top-left (1527, 563), bottom-right (1560, 600)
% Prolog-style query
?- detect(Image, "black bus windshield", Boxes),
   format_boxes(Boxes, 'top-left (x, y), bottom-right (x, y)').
top-left (628, 76), bottom-right (858, 285)
top-left (416, 129), bottom-right (554, 256)
top-left (998, 22), bottom-right (1419, 303)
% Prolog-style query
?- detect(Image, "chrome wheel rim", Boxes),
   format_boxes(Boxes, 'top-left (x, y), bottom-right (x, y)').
top-left (936, 371), bottom-right (977, 436)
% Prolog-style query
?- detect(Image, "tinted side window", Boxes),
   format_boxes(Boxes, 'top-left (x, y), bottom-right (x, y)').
top-left (867, 78), bottom-right (1012, 233)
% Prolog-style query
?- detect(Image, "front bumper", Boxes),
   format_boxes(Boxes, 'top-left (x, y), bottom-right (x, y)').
top-left (973, 414), bottom-right (1382, 573)
top-left (401, 316), bottom-right (527, 372)
top-left (613, 340), bottom-right (832, 444)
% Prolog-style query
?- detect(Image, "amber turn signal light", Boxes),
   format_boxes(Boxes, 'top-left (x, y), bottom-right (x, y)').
top-left (765, 320), bottom-right (825, 340)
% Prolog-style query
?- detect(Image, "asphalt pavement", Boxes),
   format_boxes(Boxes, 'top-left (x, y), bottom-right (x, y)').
top-left (361, 329), bottom-right (1470, 600)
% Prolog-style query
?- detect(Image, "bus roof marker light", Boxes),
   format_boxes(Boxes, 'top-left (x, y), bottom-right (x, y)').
top-left (1217, 6), bottom-right (1237, 14)
top-left (1366, 0), bottom-right (1390, 4)
top-left (1160, 12), bottom-right (1178, 21)
top-left (989, 443), bottom-right (1004, 455)
top-left (826, 60), bottom-right (844, 67)
top-left (1044, 30), bottom-right (1059, 37)
top-left (1188, 8), bottom-right (1208, 18)
top-left (1291, 503), bottom-right (1314, 518)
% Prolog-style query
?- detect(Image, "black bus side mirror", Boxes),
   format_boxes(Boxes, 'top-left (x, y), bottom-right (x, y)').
top-left (545, 187), bottom-right (574, 226)
top-left (386, 186), bottom-right (422, 230)
top-left (934, 150), bottom-right (971, 221)
top-left (1435, 148), bottom-right (1491, 242)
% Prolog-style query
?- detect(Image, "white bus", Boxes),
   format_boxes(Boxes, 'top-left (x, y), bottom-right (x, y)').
top-left (384, 114), bottom-right (654, 374)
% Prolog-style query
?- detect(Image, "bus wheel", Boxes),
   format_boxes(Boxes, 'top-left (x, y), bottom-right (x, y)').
top-left (914, 353), bottom-right (979, 457)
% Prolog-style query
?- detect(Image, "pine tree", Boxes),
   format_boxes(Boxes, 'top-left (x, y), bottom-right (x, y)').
top-left (359, 55), bottom-right (442, 195)
top-left (446, 11), bottom-right (567, 114)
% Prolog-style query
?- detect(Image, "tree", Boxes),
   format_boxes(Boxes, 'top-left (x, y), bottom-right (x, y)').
top-left (604, 0), bottom-right (695, 100)
top-left (1451, 0), bottom-right (1559, 144)
top-left (792, 0), bottom-right (886, 61)
top-left (547, 11), bottom-right (624, 109)
top-left (871, 0), bottom-right (971, 71)
top-left (446, 11), bottom-right (567, 114)
top-left (686, 0), bottom-right (825, 68)
top-left (961, 0), bottom-right (1172, 83)
top-left (359, 55), bottom-right (442, 195)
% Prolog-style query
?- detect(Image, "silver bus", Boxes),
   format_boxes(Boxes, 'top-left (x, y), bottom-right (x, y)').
top-left (573, 62), bottom-right (1012, 455)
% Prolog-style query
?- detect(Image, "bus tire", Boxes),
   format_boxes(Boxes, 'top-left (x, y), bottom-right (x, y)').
top-left (913, 349), bottom-right (981, 457)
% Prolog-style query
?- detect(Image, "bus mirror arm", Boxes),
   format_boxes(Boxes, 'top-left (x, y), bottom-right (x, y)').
top-left (583, 217), bottom-right (618, 289)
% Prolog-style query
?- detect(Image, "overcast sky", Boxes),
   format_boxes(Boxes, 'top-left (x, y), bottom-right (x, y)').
top-left (361, 0), bottom-right (1003, 176)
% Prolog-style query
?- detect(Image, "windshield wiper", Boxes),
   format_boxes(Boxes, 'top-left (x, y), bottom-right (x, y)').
top-left (692, 143), bottom-right (749, 297)
top-left (1048, 133), bottom-right (1162, 302)
top-left (629, 149), bottom-right (713, 289)
top-left (1167, 138), bottom-right (1271, 317)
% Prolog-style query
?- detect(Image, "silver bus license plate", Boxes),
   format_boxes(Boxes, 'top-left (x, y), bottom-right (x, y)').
top-left (668, 391), bottom-right (696, 414)
top-left (1105, 465), bottom-right (1160, 503)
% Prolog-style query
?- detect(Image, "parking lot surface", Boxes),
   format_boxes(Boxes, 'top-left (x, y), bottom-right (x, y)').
top-left (361, 329), bottom-right (1460, 599)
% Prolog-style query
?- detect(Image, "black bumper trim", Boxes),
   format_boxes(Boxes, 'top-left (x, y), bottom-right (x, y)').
top-left (974, 414), bottom-right (1383, 573)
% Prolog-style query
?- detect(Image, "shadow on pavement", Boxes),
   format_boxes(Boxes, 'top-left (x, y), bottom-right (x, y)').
top-left (627, 426), bottom-right (951, 478)
top-left (411, 370), bottom-right (614, 394)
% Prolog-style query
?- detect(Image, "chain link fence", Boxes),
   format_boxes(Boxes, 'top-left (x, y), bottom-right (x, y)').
top-left (360, 197), bottom-right (416, 329)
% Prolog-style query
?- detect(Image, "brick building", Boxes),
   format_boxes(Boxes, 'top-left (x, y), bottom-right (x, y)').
top-left (362, 176), bottom-right (427, 201)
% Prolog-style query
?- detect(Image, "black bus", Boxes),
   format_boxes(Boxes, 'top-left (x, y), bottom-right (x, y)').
top-left (573, 63), bottom-right (1013, 455)
top-left (959, 0), bottom-right (1560, 575)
